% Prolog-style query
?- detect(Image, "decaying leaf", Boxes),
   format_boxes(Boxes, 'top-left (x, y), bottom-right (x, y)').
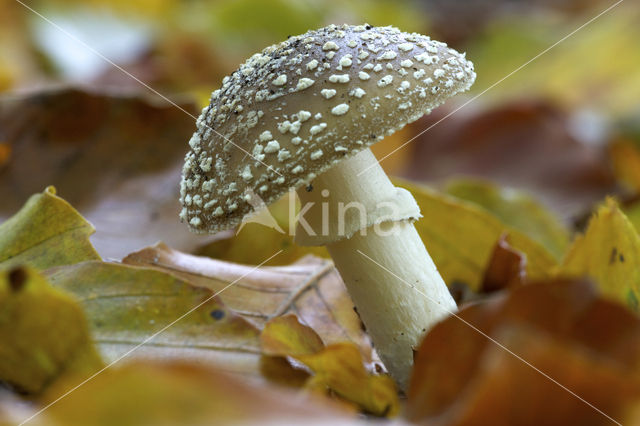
top-left (0, 87), bottom-right (202, 259)
top-left (395, 178), bottom-right (556, 291)
top-left (560, 198), bottom-right (640, 311)
top-left (445, 179), bottom-right (569, 259)
top-left (33, 361), bottom-right (358, 426)
top-left (261, 315), bottom-right (398, 417)
top-left (0, 266), bottom-right (102, 394)
top-left (0, 186), bottom-right (100, 271)
top-left (407, 279), bottom-right (640, 425)
top-left (480, 234), bottom-right (526, 293)
top-left (123, 243), bottom-right (372, 358)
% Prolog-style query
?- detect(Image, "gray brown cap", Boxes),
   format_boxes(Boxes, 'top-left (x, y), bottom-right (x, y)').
top-left (180, 24), bottom-right (476, 233)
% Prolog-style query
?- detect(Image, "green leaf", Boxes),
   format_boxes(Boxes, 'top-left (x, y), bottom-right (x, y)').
top-left (0, 186), bottom-right (100, 270)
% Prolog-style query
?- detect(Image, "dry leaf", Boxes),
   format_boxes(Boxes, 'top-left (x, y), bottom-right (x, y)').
top-left (480, 234), bottom-right (526, 293)
top-left (0, 266), bottom-right (102, 394)
top-left (0, 186), bottom-right (100, 270)
top-left (123, 243), bottom-right (372, 358)
top-left (407, 278), bottom-right (640, 425)
top-left (395, 178), bottom-right (556, 291)
top-left (45, 260), bottom-right (263, 378)
top-left (560, 198), bottom-right (640, 311)
top-left (0, 87), bottom-right (204, 259)
top-left (261, 315), bottom-right (398, 417)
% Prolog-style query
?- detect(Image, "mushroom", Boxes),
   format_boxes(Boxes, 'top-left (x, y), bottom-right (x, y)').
top-left (180, 24), bottom-right (476, 390)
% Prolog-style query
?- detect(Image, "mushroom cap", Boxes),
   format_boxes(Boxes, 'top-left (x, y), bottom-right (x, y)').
top-left (180, 24), bottom-right (475, 234)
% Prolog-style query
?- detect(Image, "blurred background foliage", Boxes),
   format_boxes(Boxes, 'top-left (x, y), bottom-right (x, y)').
top-left (1, 0), bottom-right (640, 249)
top-left (2, 0), bottom-right (639, 112)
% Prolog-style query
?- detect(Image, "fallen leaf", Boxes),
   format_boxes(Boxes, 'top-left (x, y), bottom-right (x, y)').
top-left (261, 314), bottom-right (324, 357)
top-left (197, 192), bottom-right (329, 266)
top-left (480, 234), bottom-right (526, 293)
top-left (0, 266), bottom-right (102, 394)
top-left (0, 87), bottom-right (205, 259)
top-left (395, 178), bottom-right (557, 291)
top-left (123, 243), bottom-right (372, 358)
top-left (45, 260), bottom-right (263, 378)
top-left (407, 279), bottom-right (640, 425)
top-left (0, 186), bottom-right (100, 270)
top-left (623, 198), bottom-right (640, 234)
top-left (559, 198), bottom-right (640, 311)
top-left (300, 344), bottom-right (398, 417)
top-left (609, 137), bottom-right (640, 192)
top-left (34, 361), bottom-right (357, 426)
top-left (261, 315), bottom-right (398, 417)
top-left (445, 179), bottom-right (569, 259)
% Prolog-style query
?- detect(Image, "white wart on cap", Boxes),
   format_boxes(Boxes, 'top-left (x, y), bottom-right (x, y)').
top-left (180, 23), bottom-right (476, 233)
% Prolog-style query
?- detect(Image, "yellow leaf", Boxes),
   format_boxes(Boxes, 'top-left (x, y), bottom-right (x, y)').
top-left (559, 198), bottom-right (640, 311)
top-left (395, 178), bottom-right (557, 291)
top-left (46, 260), bottom-right (263, 377)
top-left (445, 179), bottom-right (569, 259)
top-left (609, 139), bottom-right (640, 192)
top-left (0, 266), bottom-right (102, 394)
top-left (34, 361), bottom-right (356, 426)
top-left (261, 315), bottom-right (398, 417)
top-left (299, 344), bottom-right (398, 417)
top-left (0, 186), bottom-right (100, 270)
top-left (261, 314), bottom-right (324, 357)
top-left (624, 201), bottom-right (640, 234)
top-left (198, 192), bottom-right (329, 266)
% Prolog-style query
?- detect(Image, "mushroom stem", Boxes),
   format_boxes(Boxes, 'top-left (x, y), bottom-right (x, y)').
top-left (295, 148), bottom-right (456, 390)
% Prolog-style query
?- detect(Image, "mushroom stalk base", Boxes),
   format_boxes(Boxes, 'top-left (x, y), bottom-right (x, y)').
top-left (296, 149), bottom-right (456, 391)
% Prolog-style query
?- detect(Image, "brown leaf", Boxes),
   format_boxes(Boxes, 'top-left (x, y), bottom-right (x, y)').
top-left (406, 279), bottom-right (640, 425)
top-left (480, 233), bottom-right (526, 293)
top-left (400, 100), bottom-right (616, 220)
top-left (609, 137), bottom-right (640, 192)
top-left (122, 243), bottom-right (373, 360)
top-left (0, 87), bottom-right (206, 259)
